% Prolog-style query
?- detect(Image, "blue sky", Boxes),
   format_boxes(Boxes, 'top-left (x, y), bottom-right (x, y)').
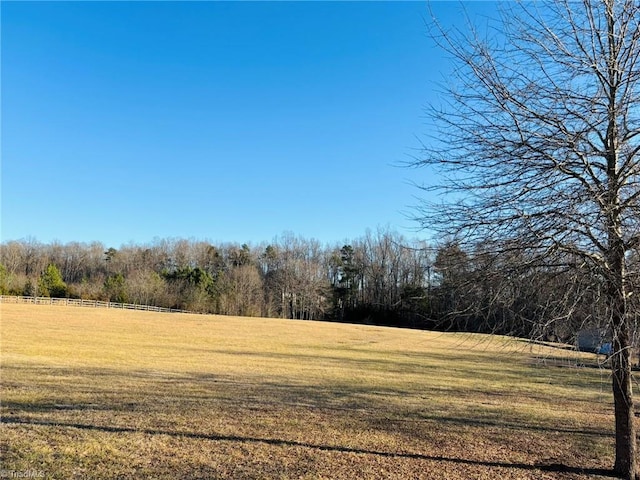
top-left (2, 1), bottom-right (494, 248)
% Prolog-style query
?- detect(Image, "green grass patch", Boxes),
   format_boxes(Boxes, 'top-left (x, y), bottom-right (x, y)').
top-left (1, 304), bottom-right (619, 479)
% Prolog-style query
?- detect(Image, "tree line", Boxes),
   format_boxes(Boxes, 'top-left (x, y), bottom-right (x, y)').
top-left (1, 232), bottom-right (636, 346)
top-left (0, 231), bottom-right (432, 327)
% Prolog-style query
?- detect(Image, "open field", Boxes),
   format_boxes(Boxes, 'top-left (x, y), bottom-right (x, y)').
top-left (0, 304), bottom-right (626, 479)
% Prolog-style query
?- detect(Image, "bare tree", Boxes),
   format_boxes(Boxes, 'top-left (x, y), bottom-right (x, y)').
top-left (414, 1), bottom-right (639, 477)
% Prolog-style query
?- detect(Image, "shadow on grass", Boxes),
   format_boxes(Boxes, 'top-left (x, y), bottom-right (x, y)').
top-left (2, 416), bottom-right (618, 478)
top-left (0, 394), bottom-right (613, 440)
top-left (407, 412), bottom-right (612, 438)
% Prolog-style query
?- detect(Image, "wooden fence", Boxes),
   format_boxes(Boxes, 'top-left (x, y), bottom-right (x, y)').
top-left (0, 295), bottom-right (189, 314)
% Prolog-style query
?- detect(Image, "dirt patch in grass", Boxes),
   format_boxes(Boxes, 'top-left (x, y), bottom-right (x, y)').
top-left (0, 304), bottom-right (625, 479)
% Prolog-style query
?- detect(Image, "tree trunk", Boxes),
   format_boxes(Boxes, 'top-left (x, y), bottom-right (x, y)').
top-left (605, 2), bottom-right (637, 470)
top-left (608, 243), bottom-right (638, 480)
top-left (611, 311), bottom-right (638, 480)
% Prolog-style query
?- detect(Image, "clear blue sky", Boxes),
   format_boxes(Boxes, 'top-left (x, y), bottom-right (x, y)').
top-left (2, 1), bottom-right (494, 248)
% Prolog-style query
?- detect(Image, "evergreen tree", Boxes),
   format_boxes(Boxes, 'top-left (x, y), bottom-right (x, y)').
top-left (38, 264), bottom-right (67, 298)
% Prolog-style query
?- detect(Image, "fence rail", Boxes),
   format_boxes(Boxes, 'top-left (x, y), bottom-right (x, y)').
top-left (0, 295), bottom-right (189, 314)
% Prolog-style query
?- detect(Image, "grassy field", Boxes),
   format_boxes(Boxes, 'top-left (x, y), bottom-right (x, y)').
top-left (0, 303), bottom-right (623, 479)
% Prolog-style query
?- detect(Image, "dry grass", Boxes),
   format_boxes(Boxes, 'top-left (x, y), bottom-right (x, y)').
top-left (0, 303), bottom-right (622, 479)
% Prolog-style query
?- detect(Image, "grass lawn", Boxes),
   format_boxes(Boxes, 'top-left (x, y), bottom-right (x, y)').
top-left (0, 303), bottom-right (622, 479)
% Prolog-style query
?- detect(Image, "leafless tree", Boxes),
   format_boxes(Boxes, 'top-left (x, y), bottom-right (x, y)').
top-left (222, 263), bottom-right (264, 317)
top-left (414, 1), bottom-right (639, 477)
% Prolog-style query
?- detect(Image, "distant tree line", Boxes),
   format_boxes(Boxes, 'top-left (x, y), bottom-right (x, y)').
top-left (0, 231), bottom-right (637, 345)
top-left (0, 231), bottom-right (432, 327)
